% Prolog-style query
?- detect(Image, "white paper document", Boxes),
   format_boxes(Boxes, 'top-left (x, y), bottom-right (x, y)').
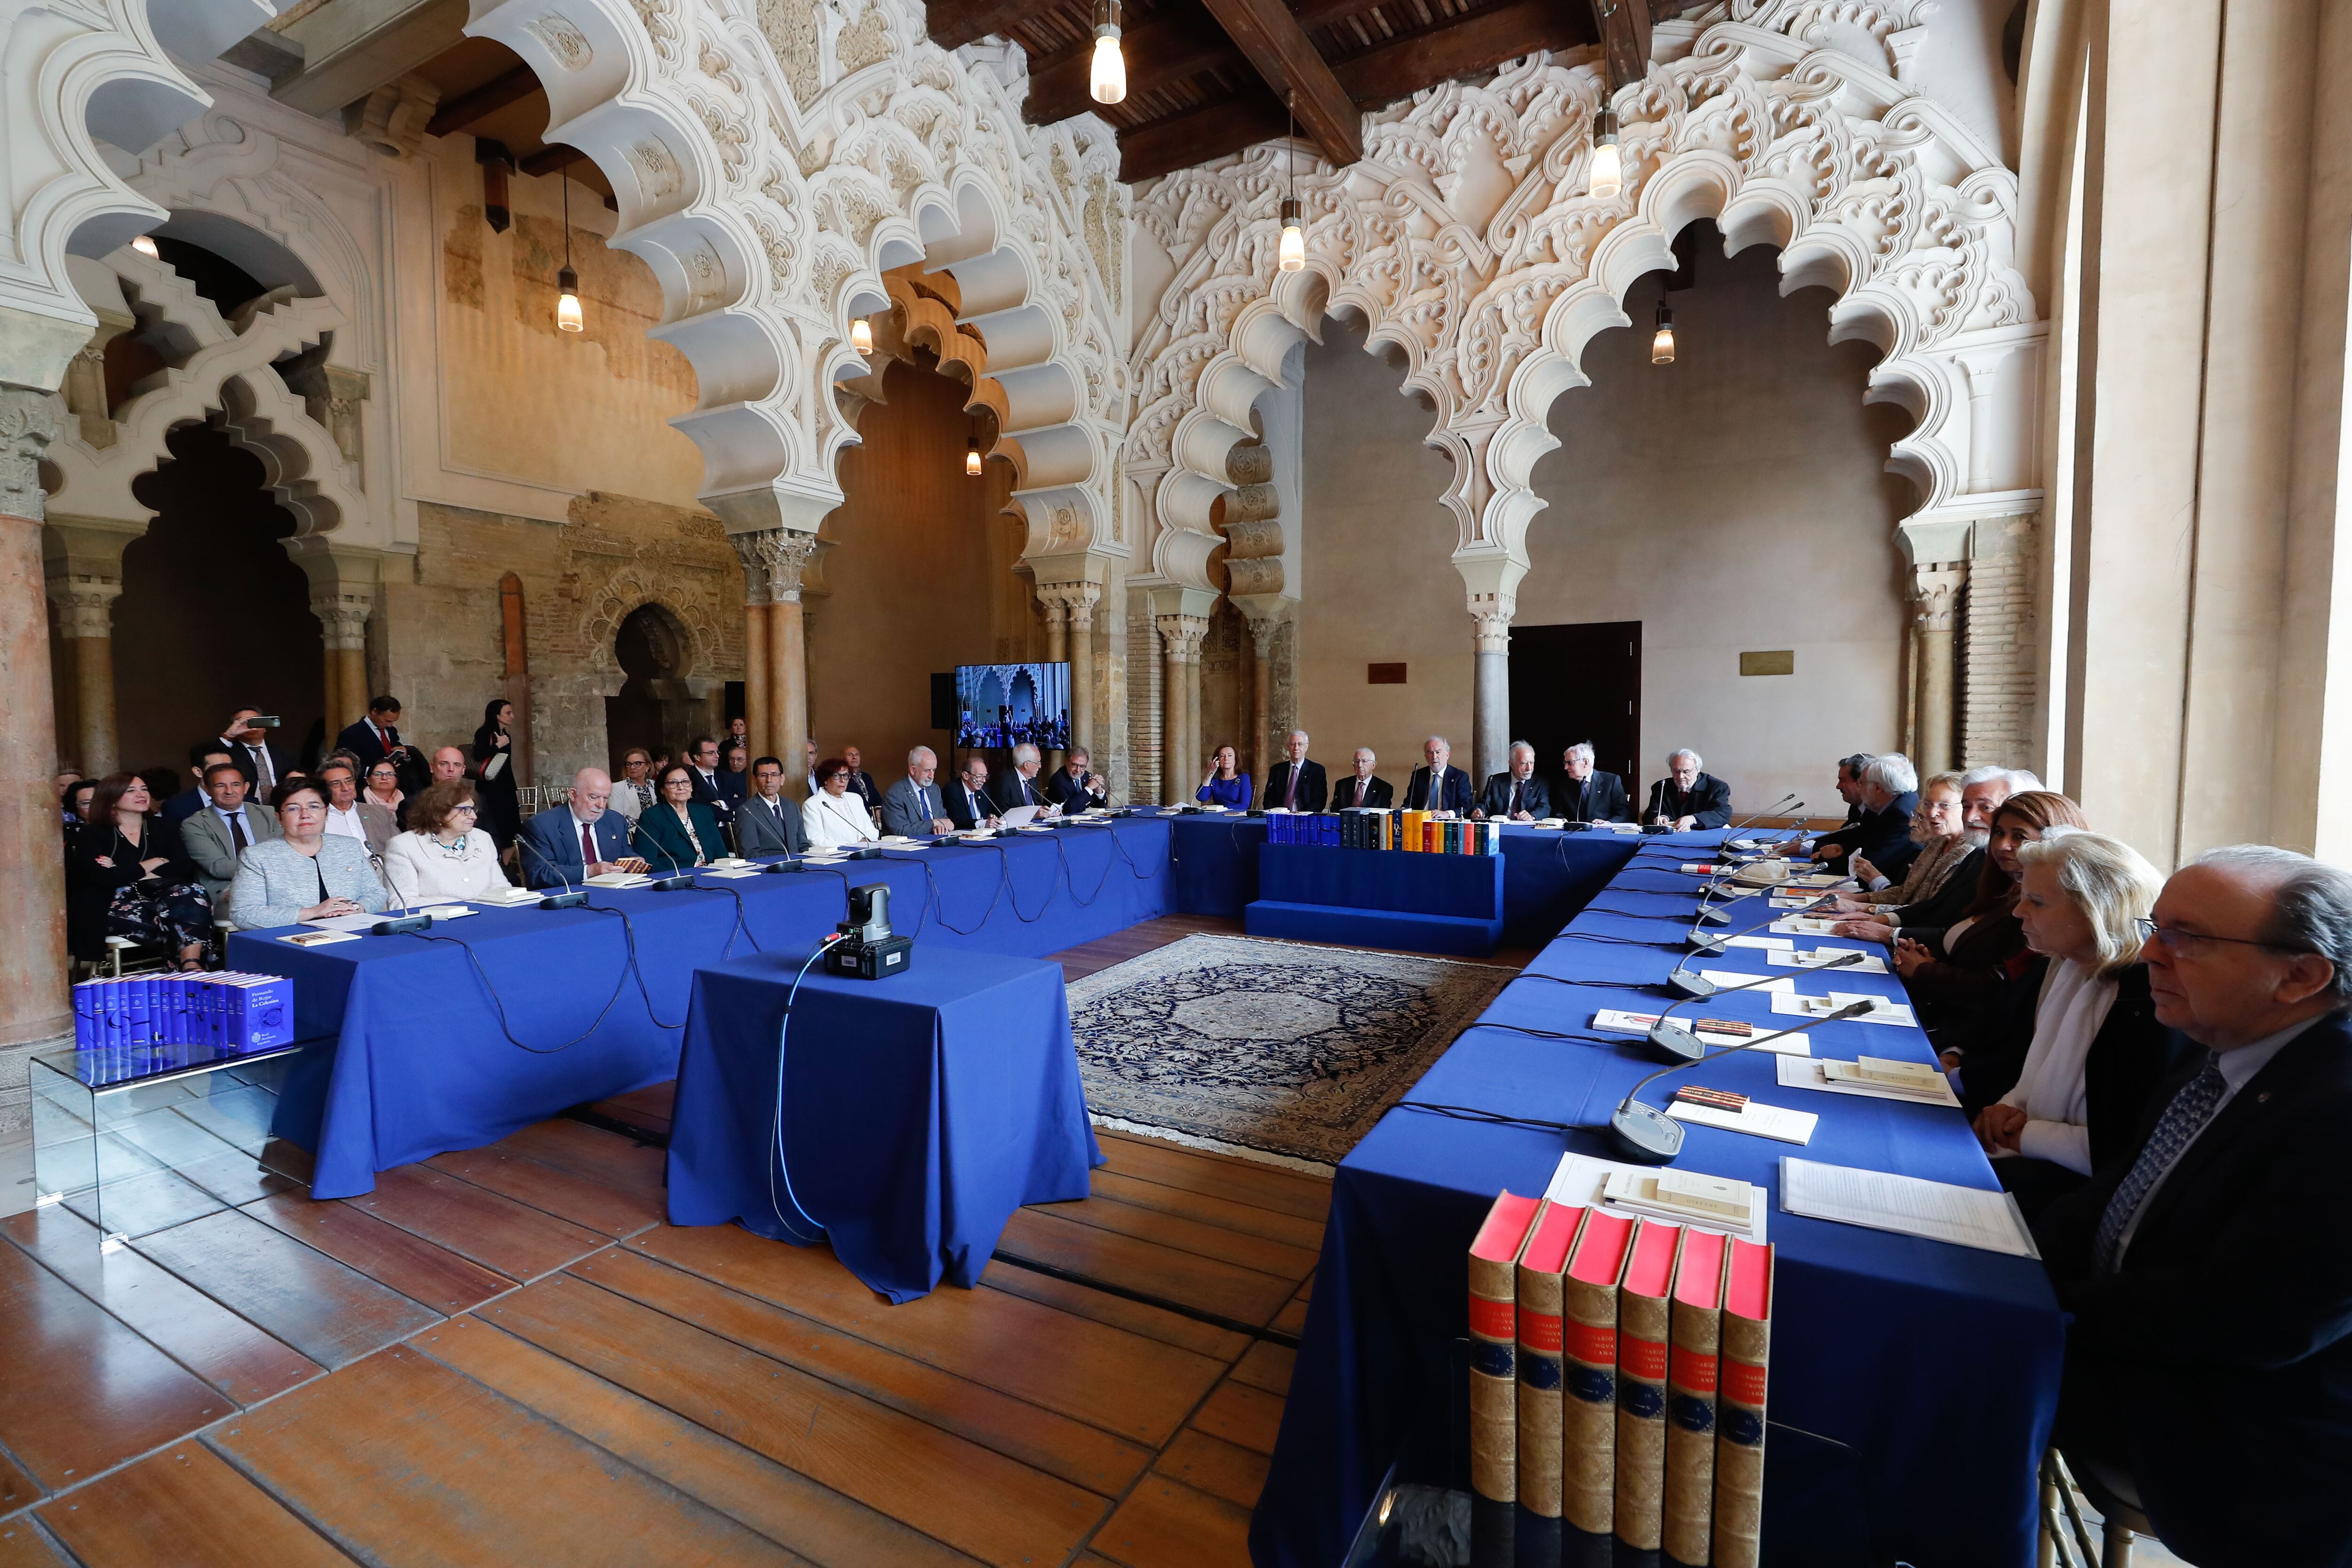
top-left (414, 905), bottom-right (477, 920)
top-left (1590, 1010), bottom-right (1812, 1056)
top-left (1766, 946), bottom-right (1888, 972)
top-left (1766, 991), bottom-right (1916, 1026)
top-left (1721, 935), bottom-right (1795, 951)
top-left (1775, 1053), bottom-right (1962, 1106)
top-left (470, 884), bottom-right (541, 905)
top-left (1547, 1152), bottom-right (1768, 1241)
top-left (278, 928), bottom-right (359, 947)
top-left (1666, 1098), bottom-right (1818, 1145)
top-left (1780, 1158), bottom-right (2039, 1258)
top-left (298, 911), bottom-right (386, 932)
top-left (1698, 969), bottom-right (1795, 993)
top-left (585, 871), bottom-right (651, 887)
top-left (999, 805), bottom-right (1044, 826)
top-left (1770, 916), bottom-right (1842, 935)
top-left (700, 866), bottom-right (766, 879)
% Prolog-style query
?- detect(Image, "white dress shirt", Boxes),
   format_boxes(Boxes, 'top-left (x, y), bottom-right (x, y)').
top-left (323, 801), bottom-right (370, 845)
top-left (803, 789), bottom-right (879, 847)
top-left (1994, 960), bottom-right (2117, 1176)
top-left (2112, 1016), bottom-right (2318, 1256)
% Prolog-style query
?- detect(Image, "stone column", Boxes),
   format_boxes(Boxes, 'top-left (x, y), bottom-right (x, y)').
top-left (1907, 562), bottom-right (1966, 775)
top-left (0, 388), bottom-right (72, 1088)
top-left (731, 533), bottom-right (774, 761)
top-left (46, 581), bottom-right (120, 776)
top-left (284, 540), bottom-right (382, 741)
top-left (1156, 613), bottom-right (1207, 804)
top-left (1247, 617), bottom-right (1275, 785)
top-left (1038, 591), bottom-right (1070, 769)
top-left (734, 528), bottom-right (819, 798)
top-left (1471, 605), bottom-right (1513, 785)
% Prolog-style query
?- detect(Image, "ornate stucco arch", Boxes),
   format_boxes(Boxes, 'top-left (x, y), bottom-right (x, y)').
top-left (1128, 0), bottom-right (2044, 777)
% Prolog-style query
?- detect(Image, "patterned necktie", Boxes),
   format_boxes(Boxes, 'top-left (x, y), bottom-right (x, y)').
top-left (2093, 1054), bottom-right (2228, 1274)
top-left (1284, 767), bottom-right (1298, 809)
top-left (581, 822), bottom-right (597, 869)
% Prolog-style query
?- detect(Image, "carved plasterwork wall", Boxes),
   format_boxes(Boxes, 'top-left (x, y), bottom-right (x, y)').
top-left (1126, 0), bottom-right (2045, 620)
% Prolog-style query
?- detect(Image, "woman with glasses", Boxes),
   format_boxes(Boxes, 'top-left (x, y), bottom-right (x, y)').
top-left (633, 763), bottom-right (725, 871)
top-left (362, 757), bottom-right (405, 815)
top-left (229, 779), bottom-right (390, 930)
top-left (382, 780), bottom-right (506, 906)
top-left (1891, 790), bottom-right (2089, 1031)
top-left (1967, 832), bottom-right (2183, 1218)
top-left (1826, 772), bottom-right (1981, 937)
top-left (803, 756), bottom-right (881, 848)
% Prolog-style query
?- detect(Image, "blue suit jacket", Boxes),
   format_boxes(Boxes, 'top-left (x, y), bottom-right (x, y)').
top-left (519, 805), bottom-right (634, 888)
top-left (1403, 764), bottom-right (1474, 813)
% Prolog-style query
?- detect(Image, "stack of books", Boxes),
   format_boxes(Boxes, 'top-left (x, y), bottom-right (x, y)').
top-left (1469, 1189), bottom-right (1773, 1566)
top-left (1330, 809), bottom-right (1503, 855)
top-left (1264, 812), bottom-right (1344, 846)
top-left (71, 972), bottom-right (295, 1053)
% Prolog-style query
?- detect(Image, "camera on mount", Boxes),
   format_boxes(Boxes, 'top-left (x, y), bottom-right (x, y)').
top-left (824, 882), bottom-right (913, 979)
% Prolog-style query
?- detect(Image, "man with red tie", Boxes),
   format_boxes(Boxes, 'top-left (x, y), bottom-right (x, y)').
top-left (518, 769), bottom-right (648, 887)
top-left (1264, 730), bottom-right (1327, 812)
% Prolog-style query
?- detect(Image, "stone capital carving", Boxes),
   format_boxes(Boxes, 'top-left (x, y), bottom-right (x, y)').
top-left (1036, 581), bottom-right (1104, 629)
top-left (344, 74), bottom-right (442, 159)
top-left (1470, 604), bottom-right (1515, 655)
top-left (0, 388), bottom-right (57, 522)
top-left (732, 527), bottom-right (820, 605)
top-left (1155, 613), bottom-right (1208, 661)
top-left (309, 586), bottom-right (373, 653)
top-left (1909, 561), bottom-right (1967, 634)
top-left (44, 576), bottom-right (120, 641)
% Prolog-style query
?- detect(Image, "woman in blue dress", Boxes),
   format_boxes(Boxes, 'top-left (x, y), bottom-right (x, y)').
top-left (1197, 745), bottom-right (1252, 810)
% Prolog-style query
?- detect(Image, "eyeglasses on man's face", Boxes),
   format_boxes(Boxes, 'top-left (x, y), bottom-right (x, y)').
top-left (2135, 916), bottom-right (2306, 958)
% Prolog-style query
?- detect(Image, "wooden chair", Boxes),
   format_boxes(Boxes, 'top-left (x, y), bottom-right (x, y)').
top-left (2041, 1448), bottom-right (2160, 1568)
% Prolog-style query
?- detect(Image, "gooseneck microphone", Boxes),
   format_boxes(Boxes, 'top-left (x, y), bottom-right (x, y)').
top-left (1609, 999), bottom-right (1875, 1161)
top-left (516, 830), bottom-right (590, 910)
top-left (1652, 949), bottom-right (1867, 1056)
top-left (1715, 794), bottom-right (1801, 846)
top-left (1686, 890), bottom-right (1841, 958)
top-left (367, 849), bottom-right (434, 935)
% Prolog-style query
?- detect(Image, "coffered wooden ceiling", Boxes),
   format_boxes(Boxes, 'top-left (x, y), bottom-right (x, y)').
top-left (933, 0), bottom-right (1680, 182)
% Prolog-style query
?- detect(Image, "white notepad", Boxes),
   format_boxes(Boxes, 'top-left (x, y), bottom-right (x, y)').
top-left (1780, 1158), bottom-right (2038, 1258)
top-left (1546, 1153), bottom-right (1768, 1241)
top-left (1774, 1054), bottom-right (1962, 1106)
top-left (1769, 991), bottom-right (1917, 1026)
top-left (1666, 1098), bottom-right (1818, 1145)
top-left (1770, 916), bottom-right (1841, 935)
top-left (1698, 970), bottom-right (1796, 993)
top-left (1768, 947), bottom-right (1889, 973)
top-left (1591, 1010), bottom-right (1812, 1056)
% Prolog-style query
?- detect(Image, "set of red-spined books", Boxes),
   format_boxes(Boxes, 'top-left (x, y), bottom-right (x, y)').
top-left (1469, 1190), bottom-right (1772, 1567)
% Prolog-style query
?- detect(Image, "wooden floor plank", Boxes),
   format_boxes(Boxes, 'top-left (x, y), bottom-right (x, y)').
top-left (559, 1254), bottom-right (1152, 1498)
top-left (131, 1210), bottom-right (443, 1371)
top-left (212, 1344), bottom-right (798, 1568)
top-left (1230, 1338), bottom-right (1297, 1397)
top-left (577, 1084), bottom-right (675, 1138)
top-left (3, 1206), bottom-right (320, 1406)
top-left (978, 1266), bottom-right (1249, 1362)
top-left (1041, 1193), bottom-right (1321, 1281)
top-left (1152, 1428), bottom-right (1272, 1511)
top-left (0, 1521), bottom-right (69, 1568)
top-left (473, 1272), bottom-right (1105, 1568)
top-left (481, 1120), bottom-right (667, 1205)
top-left (1087, 1169), bottom-right (1326, 1251)
top-left (37, 1443), bottom-right (354, 1568)
top-left (1086, 1474), bottom-right (1254, 1568)
top-left (343, 1165), bottom-right (608, 1282)
top-left (1095, 1136), bottom-right (1333, 1223)
top-left (421, 1144), bottom-right (662, 1238)
top-left (1189, 1381), bottom-right (1286, 1457)
top-left (240, 1193), bottom-right (513, 1316)
top-left (629, 1225), bottom-right (1226, 1446)
top-left (0, 1243), bottom-right (229, 1490)
top-left (997, 1210), bottom-right (1297, 1328)
top-left (415, 1317), bottom-right (979, 1568)
top-left (0, 1444), bottom-right (43, 1516)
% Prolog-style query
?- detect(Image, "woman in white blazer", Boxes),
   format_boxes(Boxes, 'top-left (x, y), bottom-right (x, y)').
top-left (802, 754), bottom-right (880, 848)
top-left (382, 779), bottom-right (508, 907)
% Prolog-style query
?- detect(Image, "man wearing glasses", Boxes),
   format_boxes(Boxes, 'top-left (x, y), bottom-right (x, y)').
top-left (2033, 845), bottom-right (2352, 1567)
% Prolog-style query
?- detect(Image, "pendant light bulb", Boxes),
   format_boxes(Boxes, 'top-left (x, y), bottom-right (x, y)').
top-left (557, 265), bottom-right (583, 333)
top-left (850, 317), bottom-right (874, 357)
top-left (1651, 302), bottom-right (1676, 365)
top-left (1590, 107), bottom-right (1622, 200)
top-left (966, 436), bottom-right (983, 478)
top-left (1090, 0), bottom-right (1126, 104)
top-left (131, 234), bottom-right (160, 259)
top-left (1278, 198), bottom-right (1305, 273)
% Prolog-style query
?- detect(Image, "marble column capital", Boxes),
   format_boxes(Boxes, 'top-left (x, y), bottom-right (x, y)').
top-left (1155, 613), bottom-right (1208, 661)
top-left (1036, 580), bottom-right (1103, 627)
top-left (1908, 560), bottom-right (1967, 633)
top-left (44, 576), bottom-right (119, 640)
top-left (731, 527), bottom-right (819, 606)
top-left (309, 588), bottom-right (373, 653)
top-left (0, 386), bottom-right (56, 523)
top-left (1470, 604), bottom-right (1515, 655)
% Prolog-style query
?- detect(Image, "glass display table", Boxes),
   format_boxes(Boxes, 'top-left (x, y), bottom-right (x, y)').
top-left (30, 1037), bottom-right (308, 1251)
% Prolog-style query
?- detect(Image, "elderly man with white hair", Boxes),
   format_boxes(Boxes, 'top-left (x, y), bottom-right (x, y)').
top-left (1404, 736), bottom-right (1474, 814)
top-left (2033, 845), bottom-right (2352, 1568)
top-left (1643, 748), bottom-right (1732, 830)
top-left (518, 767), bottom-right (646, 887)
top-left (881, 746), bottom-right (954, 837)
top-left (996, 742), bottom-right (1057, 816)
top-left (1556, 741), bottom-right (1631, 823)
top-left (1333, 747), bottom-right (1391, 810)
top-left (1264, 730), bottom-right (1327, 812)
top-left (1805, 752), bottom-right (1922, 876)
top-left (1473, 741), bottom-right (1549, 822)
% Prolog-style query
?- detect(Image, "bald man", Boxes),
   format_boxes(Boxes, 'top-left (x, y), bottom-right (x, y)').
top-left (518, 767), bottom-right (646, 886)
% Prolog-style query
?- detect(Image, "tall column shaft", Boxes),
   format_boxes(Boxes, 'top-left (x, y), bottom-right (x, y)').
top-left (734, 528), bottom-right (818, 796)
top-left (1248, 623), bottom-right (1274, 787)
top-left (775, 600), bottom-right (808, 799)
top-left (743, 597), bottom-right (771, 762)
top-left (1471, 608), bottom-right (1513, 784)
top-left (46, 582), bottom-right (119, 776)
top-left (0, 392), bottom-right (72, 1061)
top-left (1908, 563), bottom-right (1965, 775)
top-left (1155, 613), bottom-right (1207, 804)
top-left (1068, 590), bottom-right (1099, 756)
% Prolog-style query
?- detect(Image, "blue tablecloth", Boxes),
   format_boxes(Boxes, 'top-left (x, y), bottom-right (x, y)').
top-left (1249, 833), bottom-right (2065, 1568)
top-left (228, 820), bottom-right (1173, 1198)
top-left (1249, 842), bottom-right (1507, 955)
top-left (665, 946), bottom-right (1100, 1302)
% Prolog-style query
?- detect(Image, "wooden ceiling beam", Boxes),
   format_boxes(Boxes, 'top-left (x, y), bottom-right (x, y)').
top-left (426, 64), bottom-right (542, 138)
top-left (1587, 0), bottom-right (1653, 91)
top-left (1333, 0), bottom-right (1595, 106)
top-left (519, 143), bottom-right (585, 177)
top-left (1118, 92), bottom-right (1288, 183)
top-left (928, 0), bottom-right (1059, 52)
top-left (1195, 0), bottom-right (1363, 165)
top-left (1025, 11), bottom-right (1241, 126)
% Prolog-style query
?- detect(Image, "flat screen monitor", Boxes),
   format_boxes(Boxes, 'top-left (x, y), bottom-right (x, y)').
top-left (955, 661), bottom-right (1071, 751)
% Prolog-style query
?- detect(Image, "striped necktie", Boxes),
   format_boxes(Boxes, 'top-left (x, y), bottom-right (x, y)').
top-left (2092, 1054), bottom-right (2228, 1274)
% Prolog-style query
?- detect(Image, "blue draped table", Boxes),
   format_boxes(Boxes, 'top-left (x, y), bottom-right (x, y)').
top-left (1247, 842), bottom-right (1507, 955)
top-left (227, 819), bottom-right (1174, 1198)
top-left (1249, 832), bottom-right (2065, 1568)
top-left (665, 946), bottom-right (1100, 1302)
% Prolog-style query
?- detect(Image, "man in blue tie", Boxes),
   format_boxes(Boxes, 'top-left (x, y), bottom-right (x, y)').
top-left (881, 746), bottom-right (954, 837)
top-left (2033, 845), bottom-right (2352, 1568)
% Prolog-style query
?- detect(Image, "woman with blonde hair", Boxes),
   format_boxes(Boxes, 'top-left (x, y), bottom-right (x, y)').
top-left (1828, 771), bottom-right (1980, 932)
top-left (1969, 831), bottom-right (2184, 1218)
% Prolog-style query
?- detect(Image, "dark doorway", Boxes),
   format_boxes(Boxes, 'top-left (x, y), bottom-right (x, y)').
top-left (112, 422), bottom-right (323, 774)
top-left (604, 602), bottom-right (694, 771)
top-left (1508, 621), bottom-right (1642, 799)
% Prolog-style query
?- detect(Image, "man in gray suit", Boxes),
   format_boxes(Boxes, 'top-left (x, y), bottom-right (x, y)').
top-left (180, 762), bottom-right (281, 914)
top-left (735, 756), bottom-right (809, 857)
top-left (881, 746), bottom-right (955, 838)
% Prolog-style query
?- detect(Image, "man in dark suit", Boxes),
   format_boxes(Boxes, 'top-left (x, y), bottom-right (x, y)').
top-left (683, 735), bottom-right (739, 836)
top-left (1644, 749), bottom-right (1732, 829)
top-left (1806, 754), bottom-right (1921, 877)
top-left (335, 696), bottom-right (414, 774)
top-left (1553, 741), bottom-right (1631, 823)
top-left (217, 707), bottom-right (291, 796)
top-left (1473, 741), bottom-right (1550, 822)
top-left (1263, 730), bottom-right (1327, 813)
top-left (1045, 747), bottom-right (1108, 812)
top-left (840, 745), bottom-right (882, 816)
top-left (1403, 736), bottom-right (1474, 814)
top-left (997, 744), bottom-right (1054, 815)
top-left (2033, 847), bottom-right (2352, 1568)
top-left (163, 745), bottom-right (235, 828)
top-left (517, 769), bottom-right (645, 887)
top-left (1332, 748), bottom-right (1392, 810)
top-left (735, 756), bottom-right (809, 856)
top-left (946, 756), bottom-right (1003, 830)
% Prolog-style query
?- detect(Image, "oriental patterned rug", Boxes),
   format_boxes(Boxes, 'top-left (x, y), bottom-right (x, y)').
top-left (1065, 934), bottom-right (1508, 1171)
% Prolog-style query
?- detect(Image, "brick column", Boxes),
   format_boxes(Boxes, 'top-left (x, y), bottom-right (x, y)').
top-left (0, 389), bottom-right (71, 1110)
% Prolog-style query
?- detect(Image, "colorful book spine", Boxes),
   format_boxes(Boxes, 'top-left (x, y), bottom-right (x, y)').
top-left (1712, 1240), bottom-right (1773, 1568)
top-left (1663, 1229), bottom-right (1728, 1567)
top-left (72, 980), bottom-right (101, 1048)
top-left (1563, 1210), bottom-right (1635, 1536)
top-left (1469, 1190), bottom-right (1544, 1503)
top-left (1614, 1220), bottom-right (1682, 1557)
top-left (1403, 810), bottom-right (1426, 851)
top-left (1515, 1203), bottom-right (1586, 1519)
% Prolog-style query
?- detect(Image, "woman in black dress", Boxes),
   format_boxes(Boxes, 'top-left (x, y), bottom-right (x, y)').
top-left (470, 698), bottom-right (522, 848)
top-left (65, 772), bottom-right (215, 970)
